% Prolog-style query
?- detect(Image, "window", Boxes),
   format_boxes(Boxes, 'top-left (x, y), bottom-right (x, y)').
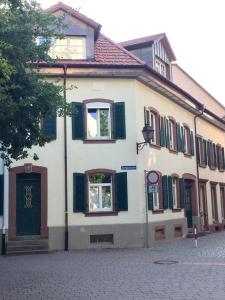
top-left (49, 36), bottom-right (86, 60)
top-left (89, 173), bottom-right (112, 212)
top-left (168, 119), bottom-right (175, 150)
top-left (72, 101), bottom-right (126, 141)
top-left (155, 58), bottom-right (166, 77)
top-left (172, 177), bottom-right (178, 208)
top-left (87, 103), bottom-right (111, 139)
top-left (196, 137), bottom-right (207, 166)
top-left (183, 126), bottom-right (191, 155)
top-left (153, 191), bottom-right (159, 210)
top-left (217, 145), bottom-right (225, 171)
top-left (220, 186), bottom-right (225, 220)
top-left (144, 107), bottom-right (160, 147)
top-left (211, 184), bottom-right (218, 222)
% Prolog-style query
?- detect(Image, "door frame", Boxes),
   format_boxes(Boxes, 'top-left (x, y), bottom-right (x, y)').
top-left (199, 180), bottom-right (209, 230)
top-left (183, 173), bottom-right (198, 228)
top-left (8, 164), bottom-right (48, 240)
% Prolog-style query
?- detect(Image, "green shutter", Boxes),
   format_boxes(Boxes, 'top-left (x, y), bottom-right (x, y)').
top-left (168, 176), bottom-right (173, 209)
top-left (207, 141), bottom-right (211, 167)
top-left (115, 172), bottom-right (128, 211)
top-left (216, 145), bottom-right (220, 169)
top-left (148, 191), bottom-right (153, 210)
top-left (176, 123), bottom-right (181, 152)
top-left (165, 117), bottom-right (170, 149)
top-left (179, 178), bottom-right (185, 209)
top-left (203, 139), bottom-right (207, 165)
top-left (160, 116), bottom-right (165, 147)
top-left (162, 175), bottom-right (169, 209)
top-left (180, 126), bottom-right (185, 153)
top-left (113, 102), bottom-right (126, 139)
top-left (213, 143), bottom-right (217, 168)
top-left (196, 137), bottom-right (200, 163)
top-left (72, 102), bottom-right (84, 140)
top-left (0, 175), bottom-right (3, 215)
top-left (42, 115), bottom-right (56, 140)
top-left (73, 173), bottom-right (86, 212)
top-left (190, 130), bottom-right (195, 156)
top-left (222, 147), bottom-right (225, 170)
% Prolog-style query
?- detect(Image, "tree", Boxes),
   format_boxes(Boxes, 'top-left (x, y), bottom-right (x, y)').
top-left (0, 0), bottom-right (68, 166)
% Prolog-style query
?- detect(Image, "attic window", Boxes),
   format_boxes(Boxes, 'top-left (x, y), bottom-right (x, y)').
top-left (49, 36), bottom-right (86, 60)
top-left (155, 58), bottom-right (166, 77)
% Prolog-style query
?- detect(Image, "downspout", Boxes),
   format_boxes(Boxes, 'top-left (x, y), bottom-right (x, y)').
top-left (2, 165), bottom-right (8, 255)
top-left (63, 64), bottom-right (69, 251)
top-left (194, 105), bottom-right (205, 231)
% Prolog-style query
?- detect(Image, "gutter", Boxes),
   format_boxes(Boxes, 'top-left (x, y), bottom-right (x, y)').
top-left (194, 105), bottom-right (205, 231)
top-left (63, 64), bottom-right (69, 251)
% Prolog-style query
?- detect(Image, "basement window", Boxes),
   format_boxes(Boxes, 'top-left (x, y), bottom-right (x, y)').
top-left (90, 234), bottom-right (114, 244)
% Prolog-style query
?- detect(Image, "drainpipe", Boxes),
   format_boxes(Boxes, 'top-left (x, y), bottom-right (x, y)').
top-left (63, 64), bottom-right (69, 251)
top-left (194, 105), bottom-right (205, 231)
top-left (2, 165), bottom-right (8, 255)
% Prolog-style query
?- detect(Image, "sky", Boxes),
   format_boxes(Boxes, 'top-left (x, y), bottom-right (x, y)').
top-left (39, 0), bottom-right (225, 107)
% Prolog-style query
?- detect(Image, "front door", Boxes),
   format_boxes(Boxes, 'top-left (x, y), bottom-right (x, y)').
top-left (16, 173), bottom-right (41, 236)
top-left (185, 184), bottom-right (193, 228)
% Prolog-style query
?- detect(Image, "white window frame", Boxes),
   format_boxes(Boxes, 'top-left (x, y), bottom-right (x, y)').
top-left (172, 177), bottom-right (177, 209)
top-left (183, 126), bottom-right (189, 154)
top-left (155, 58), bottom-right (167, 77)
top-left (168, 119), bottom-right (175, 150)
top-left (149, 112), bottom-right (156, 145)
top-left (86, 102), bottom-right (111, 140)
top-left (153, 192), bottom-right (159, 210)
top-left (49, 36), bottom-right (86, 60)
top-left (88, 177), bottom-right (112, 212)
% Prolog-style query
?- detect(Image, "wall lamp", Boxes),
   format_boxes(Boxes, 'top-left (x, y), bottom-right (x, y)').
top-left (136, 124), bottom-right (154, 154)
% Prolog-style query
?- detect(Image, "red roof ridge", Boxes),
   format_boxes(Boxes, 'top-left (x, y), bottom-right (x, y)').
top-left (100, 33), bottom-right (145, 65)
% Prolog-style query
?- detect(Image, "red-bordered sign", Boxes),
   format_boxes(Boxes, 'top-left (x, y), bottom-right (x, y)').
top-left (146, 170), bottom-right (160, 185)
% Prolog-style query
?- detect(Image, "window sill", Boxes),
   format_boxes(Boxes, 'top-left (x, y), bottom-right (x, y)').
top-left (150, 143), bottom-right (161, 150)
top-left (83, 139), bottom-right (116, 144)
top-left (152, 209), bottom-right (164, 214)
top-left (199, 163), bottom-right (207, 168)
top-left (209, 166), bottom-right (217, 171)
top-left (85, 211), bottom-right (118, 217)
top-left (172, 208), bottom-right (182, 213)
top-left (184, 153), bottom-right (191, 158)
top-left (169, 149), bottom-right (178, 154)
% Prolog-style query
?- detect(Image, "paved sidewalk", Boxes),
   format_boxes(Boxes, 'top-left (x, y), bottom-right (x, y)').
top-left (1, 232), bottom-right (225, 299)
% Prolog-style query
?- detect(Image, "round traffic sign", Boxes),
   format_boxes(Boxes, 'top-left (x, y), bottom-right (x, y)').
top-left (146, 170), bottom-right (160, 185)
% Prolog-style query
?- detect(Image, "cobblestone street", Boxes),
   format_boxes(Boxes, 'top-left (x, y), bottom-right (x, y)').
top-left (1, 232), bottom-right (225, 299)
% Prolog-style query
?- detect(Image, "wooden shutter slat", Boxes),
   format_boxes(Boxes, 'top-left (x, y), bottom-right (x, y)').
top-left (42, 115), bottom-right (56, 140)
top-left (176, 123), bottom-right (181, 152)
top-left (113, 102), bottom-right (126, 139)
top-left (73, 173), bottom-right (86, 212)
top-left (162, 175), bottom-right (169, 209)
top-left (196, 137), bottom-right (200, 163)
top-left (190, 130), bottom-right (195, 156)
top-left (168, 176), bottom-right (173, 209)
top-left (115, 172), bottom-right (128, 211)
top-left (160, 116), bottom-right (165, 147)
top-left (148, 192), bottom-right (153, 210)
top-left (72, 102), bottom-right (84, 140)
top-left (0, 175), bottom-right (3, 215)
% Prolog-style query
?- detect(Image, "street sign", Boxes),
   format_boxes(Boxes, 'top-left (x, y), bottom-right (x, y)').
top-left (148, 185), bottom-right (159, 193)
top-left (121, 166), bottom-right (137, 170)
top-left (146, 170), bottom-right (160, 185)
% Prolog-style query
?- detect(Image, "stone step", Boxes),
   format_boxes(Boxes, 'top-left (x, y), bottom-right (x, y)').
top-left (6, 238), bottom-right (48, 255)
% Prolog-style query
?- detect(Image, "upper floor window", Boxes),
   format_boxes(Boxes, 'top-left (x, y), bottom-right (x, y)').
top-left (155, 58), bottom-right (166, 77)
top-left (168, 119), bottom-right (176, 150)
top-left (49, 36), bottom-right (86, 60)
top-left (145, 107), bottom-right (160, 147)
top-left (87, 102), bottom-right (111, 139)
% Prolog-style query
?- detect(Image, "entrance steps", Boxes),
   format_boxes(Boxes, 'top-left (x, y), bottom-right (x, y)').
top-left (6, 236), bottom-right (48, 255)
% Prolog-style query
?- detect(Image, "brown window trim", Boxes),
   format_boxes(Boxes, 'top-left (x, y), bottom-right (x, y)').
top-left (168, 116), bottom-right (178, 153)
top-left (182, 123), bottom-right (191, 156)
top-left (85, 169), bottom-right (116, 214)
top-left (83, 99), bottom-right (114, 142)
top-left (154, 225), bottom-right (166, 241)
top-left (148, 107), bottom-right (160, 147)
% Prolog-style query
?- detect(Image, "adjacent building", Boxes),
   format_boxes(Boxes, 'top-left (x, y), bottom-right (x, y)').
top-left (0, 2), bottom-right (224, 254)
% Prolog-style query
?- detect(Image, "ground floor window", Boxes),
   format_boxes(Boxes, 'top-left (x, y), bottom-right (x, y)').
top-left (220, 186), bottom-right (225, 219)
top-left (89, 173), bottom-right (112, 212)
top-left (211, 184), bottom-right (218, 222)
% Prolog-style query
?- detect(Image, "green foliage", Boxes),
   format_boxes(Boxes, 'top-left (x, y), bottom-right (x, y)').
top-left (0, 0), bottom-right (70, 166)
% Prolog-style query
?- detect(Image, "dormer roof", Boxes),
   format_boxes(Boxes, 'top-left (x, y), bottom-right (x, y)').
top-left (45, 2), bottom-right (102, 40)
top-left (119, 33), bottom-right (176, 62)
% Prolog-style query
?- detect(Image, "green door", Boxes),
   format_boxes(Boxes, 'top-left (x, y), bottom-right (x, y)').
top-left (16, 173), bottom-right (41, 236)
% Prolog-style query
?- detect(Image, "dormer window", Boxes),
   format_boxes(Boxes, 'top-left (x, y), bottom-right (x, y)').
top-left (155, 58), bottom-right (166, 77)
top-left (49, 36), bottom-right (86, 60)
